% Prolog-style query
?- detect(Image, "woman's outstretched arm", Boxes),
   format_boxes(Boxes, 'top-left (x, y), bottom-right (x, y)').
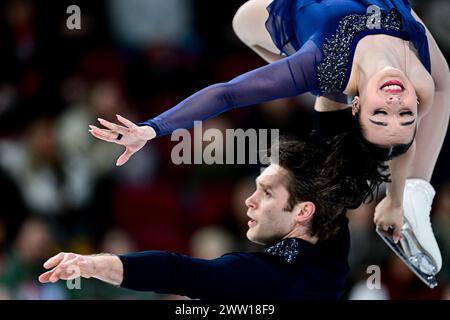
top-left (139, 42), bottom-right (320, 137)
top-left (90, 42), bottom-right (321, 165)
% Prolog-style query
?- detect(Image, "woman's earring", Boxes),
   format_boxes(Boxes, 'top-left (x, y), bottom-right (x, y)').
top-left (352, 96), bottom-right (360, 115)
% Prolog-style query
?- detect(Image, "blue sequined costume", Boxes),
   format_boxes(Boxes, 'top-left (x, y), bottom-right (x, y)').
top-left (141, 0), bottom-right (430, 137)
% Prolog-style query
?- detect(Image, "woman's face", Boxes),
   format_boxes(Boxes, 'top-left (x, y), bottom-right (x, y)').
top-left (354, 67), bottom-right (418, 147)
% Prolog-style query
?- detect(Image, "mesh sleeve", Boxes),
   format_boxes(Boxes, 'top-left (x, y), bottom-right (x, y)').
top-left (140, 41), bottom-right (322, 137)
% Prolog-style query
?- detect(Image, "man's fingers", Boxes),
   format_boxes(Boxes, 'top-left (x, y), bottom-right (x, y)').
top-left (49, 265), bottom-right (78, 282)
top-left (38, 270), bottom-right (55, 283)
top-left (43, 253), bottom-right (65, 269)
top-left (41, 253), bottom-right (87, 283)
top-left (116, 114), bottom-right (137, 129)
top-left (49, 267), bottom-right (63, 283)
top-left (60, 256), bottom-right (81, 269)
top-left (98, 118), bottom-right (129, 135)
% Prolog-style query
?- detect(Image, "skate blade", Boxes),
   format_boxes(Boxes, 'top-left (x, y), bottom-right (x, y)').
top-left (376, 227), bottom-right (438, 289)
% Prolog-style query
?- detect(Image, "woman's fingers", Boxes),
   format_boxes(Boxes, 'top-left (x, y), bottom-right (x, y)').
top-left (375, 222), bottom-right (401, 243)
top-left (393, 228), bottom-right (402, 243)
top-left (89, 129), bottom-right (116, 143)
top-left (89, 125), bottom-right (119, 143)
top-left (116, 148), bottom-right (134, 166)
top-left (88, 116), bottom-right (147, 165)
top-left (97, 118), bottom-right (129, 135)
top-left (116, 114), bottom-right (137, 129)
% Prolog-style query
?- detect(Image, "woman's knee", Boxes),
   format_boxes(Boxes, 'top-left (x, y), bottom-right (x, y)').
top-left (232, 0), bottom-right (272, 46)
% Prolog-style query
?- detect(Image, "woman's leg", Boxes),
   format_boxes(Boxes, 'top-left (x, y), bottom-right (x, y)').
top-left (399, 10), bottom-right (450, 273)
top-left (409, 10), bottom-right (450, 181)
top-left (232, 0), bottom-right (285, 63)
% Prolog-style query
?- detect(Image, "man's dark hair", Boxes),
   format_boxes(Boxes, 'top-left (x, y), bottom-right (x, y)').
top-left (352, 112), bottom-right (416, 161)
top-left (270, 137), bottom-right (390, 241)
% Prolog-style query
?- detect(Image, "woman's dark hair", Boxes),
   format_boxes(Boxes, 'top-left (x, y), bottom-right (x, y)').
top-left (352, 112), bottom-right (416, 161)
top-left (270, 135), bottom-right (390, 241)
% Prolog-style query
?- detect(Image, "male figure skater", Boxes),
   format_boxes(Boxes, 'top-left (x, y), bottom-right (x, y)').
top-left (39, 140), bottom-right (363, 300)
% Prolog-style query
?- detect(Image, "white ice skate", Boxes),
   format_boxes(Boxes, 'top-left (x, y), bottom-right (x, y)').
top-left (376, 179), bottom-right (441, 288)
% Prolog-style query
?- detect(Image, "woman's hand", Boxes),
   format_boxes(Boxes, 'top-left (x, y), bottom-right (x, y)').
top-left (89, 114), bottom-right (156, 166)
top-left (374, 196), bottom-right (403, 243)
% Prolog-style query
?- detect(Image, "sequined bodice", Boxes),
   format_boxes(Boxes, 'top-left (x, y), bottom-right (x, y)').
top-left (317, 9), bottom-right (403, 94)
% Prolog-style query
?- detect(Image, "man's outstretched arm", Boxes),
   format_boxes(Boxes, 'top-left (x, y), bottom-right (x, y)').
top-left (39, 250), bottom-right (264, 299)
top-left (39, 252), bottom-right (124, 286)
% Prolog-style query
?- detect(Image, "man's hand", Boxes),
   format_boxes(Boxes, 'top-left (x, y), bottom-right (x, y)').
top-left (374, 196), bottom-right (404, 243)
top-left (38, 252), bottom-right (95, 283)
top-left (89, 114), bottom-right (157, 166)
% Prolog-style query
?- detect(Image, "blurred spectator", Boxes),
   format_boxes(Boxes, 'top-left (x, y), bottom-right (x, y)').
top-left (0, 166), bottom-right (28, 247)
top-left (0, 118), bottom-right (66, 216)
top-left (56, 79), bottom-right (124, 178)
top-left (0, 112), bottom-right (116, 243)
top-left (421, 0), bottom-right (450, 55)
top-left (0, 83), bottom-right (18, 119)
top-left (190, 226), bottom-right (237, 259)
top-left (100, 228), bottom-right (137, 255)
top-left (0, 217), bottom-right (67, 299)
top-left (443, 285), bottom-right (450, 300)
top-left (433, 183), bottom-right (450, 283)
top-left (108, 0), bottom-right (195, 49)
top-left (0, 0), bottom-right (37, 71)
top-left (347, 281), bottom-right (390, 300)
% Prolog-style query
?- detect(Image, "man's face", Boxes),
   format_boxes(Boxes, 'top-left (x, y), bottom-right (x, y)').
top-left (245, 164), bottom-right (297, 245)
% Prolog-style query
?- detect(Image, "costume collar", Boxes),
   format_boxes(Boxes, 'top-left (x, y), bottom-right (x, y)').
top-left (265, 238), bottom-right (309, 264)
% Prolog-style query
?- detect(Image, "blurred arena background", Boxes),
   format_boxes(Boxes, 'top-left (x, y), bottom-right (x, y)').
top-left (0, 0), bottom-right (449, 300)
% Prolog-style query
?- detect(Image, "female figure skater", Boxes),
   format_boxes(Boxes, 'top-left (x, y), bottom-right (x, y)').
top-left (89, 0), bottom-right (449, 284)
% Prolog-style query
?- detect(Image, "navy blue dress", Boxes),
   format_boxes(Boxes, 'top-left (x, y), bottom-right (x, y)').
top-left (140, 0), bottom-right (430, 137)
